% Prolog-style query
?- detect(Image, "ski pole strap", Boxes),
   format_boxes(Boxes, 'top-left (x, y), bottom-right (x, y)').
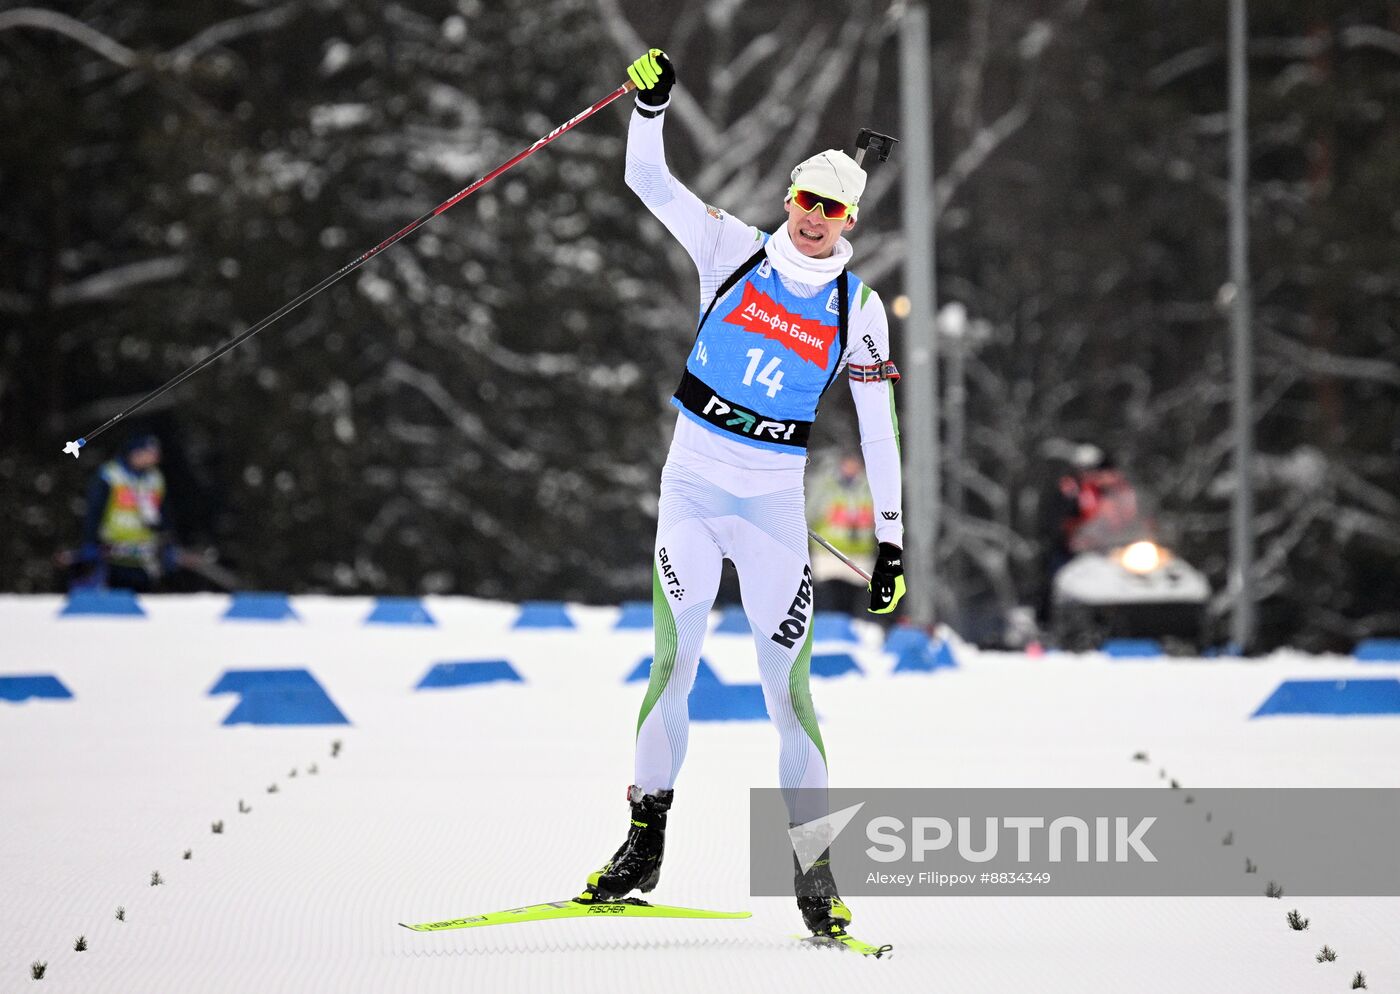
top-left (673, 370), bottom-right (812, 449)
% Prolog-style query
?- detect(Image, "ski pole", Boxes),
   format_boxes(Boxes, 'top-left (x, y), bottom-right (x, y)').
top-left (808, 528), bottom-right (873, 583)
top-left (63, 79), bottom-right (638, 459)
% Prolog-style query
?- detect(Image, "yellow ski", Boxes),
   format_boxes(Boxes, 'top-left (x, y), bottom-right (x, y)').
top-left (798, 933), bottom-right (894, 958)
top-left (401, 896), bottom-right (750, 932)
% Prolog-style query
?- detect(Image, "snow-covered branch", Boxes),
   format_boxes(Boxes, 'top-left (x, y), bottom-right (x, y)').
top-left (50, 256), bottom-right (188, 308)
top-left (1261, 328), bottom-right (1400, 388)
top-left (935, 102), bottom-right (1033, 218)
top-left (0, 7), bottom-right (138, 67)
top-left (592, 0), bottom-right (724, 153)
top-left (165, 2), bottom-right (303, 72)
top-left (383, 359), bottom-right (494, 449)
top-left (1151, 25), bottom-right (1400, 93)
top-left (1340, 24), bottom-right (1400, 59)
top-left (1, 2), bottom-right (308, 83)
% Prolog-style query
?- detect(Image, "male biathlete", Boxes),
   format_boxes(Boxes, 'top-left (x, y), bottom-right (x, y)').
top-left (580, 50), bottom-right (906, 944)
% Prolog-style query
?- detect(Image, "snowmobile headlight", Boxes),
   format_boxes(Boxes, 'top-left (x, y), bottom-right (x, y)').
top-left (1120, 541), bottom-right (1164, 574)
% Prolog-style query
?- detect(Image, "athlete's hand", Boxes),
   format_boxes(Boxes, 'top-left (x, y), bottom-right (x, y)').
top-left (868, 542), bottom-right (906, 614)
top-left (627, 49), bottom-right (675, 107)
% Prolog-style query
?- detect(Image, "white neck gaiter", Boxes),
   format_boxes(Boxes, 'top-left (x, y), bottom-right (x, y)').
top-left (764, 222), bottom-right (852, 287)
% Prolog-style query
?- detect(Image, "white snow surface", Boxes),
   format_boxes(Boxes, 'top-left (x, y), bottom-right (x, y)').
top-left (2, 594), bottom-right (1398, 993)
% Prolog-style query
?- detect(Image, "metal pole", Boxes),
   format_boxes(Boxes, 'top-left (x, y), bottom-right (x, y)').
top-left (810, 529), bottom-right (874, 583)
top-left (899, 3), bottom-right (939, 627)
top-left (943, 305), bottom-right (966, 631)
top-left (1228, 0), bottom-right (1256, 650)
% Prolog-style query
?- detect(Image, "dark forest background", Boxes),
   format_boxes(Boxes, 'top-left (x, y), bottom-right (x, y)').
top-left (1, 0), bottom-right (1397, 650)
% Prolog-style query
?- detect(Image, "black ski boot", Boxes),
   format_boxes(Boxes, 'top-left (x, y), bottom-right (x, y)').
top-left (795, 848), bottom-right (854, 938)
top-left (581, 786), bottom-right (674, 902)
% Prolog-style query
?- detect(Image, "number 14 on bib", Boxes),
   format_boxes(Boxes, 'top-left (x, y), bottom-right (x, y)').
top-left (743, 348), bottom-right (785, 397)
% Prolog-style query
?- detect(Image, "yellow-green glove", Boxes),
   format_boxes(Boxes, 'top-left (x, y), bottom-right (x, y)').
top-left (868, 542), bottom-right (906, 614)
top-left (626, 49), bottom-right (675, 107)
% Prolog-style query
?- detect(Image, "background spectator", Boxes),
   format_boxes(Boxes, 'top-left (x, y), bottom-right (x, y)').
top-left (808, 452), bottom-right (877, 617)
top-left (73, 433), bottom-right (170, 592)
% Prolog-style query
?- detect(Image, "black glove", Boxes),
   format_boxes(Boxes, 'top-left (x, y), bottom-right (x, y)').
top-left (868, 542), bottom-right (906, 614)
top-left (626, 49), bottom-right (675, 107)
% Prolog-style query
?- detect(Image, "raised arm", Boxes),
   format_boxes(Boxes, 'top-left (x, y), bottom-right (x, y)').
top-left (623, 50), bottom-right (763, 298)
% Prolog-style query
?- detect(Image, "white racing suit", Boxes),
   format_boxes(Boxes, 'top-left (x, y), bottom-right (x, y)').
top-left (626, 98), bottom-right (903, 798)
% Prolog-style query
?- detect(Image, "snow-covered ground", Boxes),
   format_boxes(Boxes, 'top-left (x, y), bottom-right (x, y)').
top-left (2, 593), bottom-right (1398, 993)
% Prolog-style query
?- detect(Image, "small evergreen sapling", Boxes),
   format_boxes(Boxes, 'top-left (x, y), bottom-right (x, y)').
top-left (115, 906), bottom-right (125, 922)
top-left (31, 961), bottom-right (46, 979)
top-left (150, 870), bottom-right (163, 886)
top-left (212, 820), bottom-right (224, 834)
top-left (1352, 970), bottom-right (1367, 989)
top-left (1316, 945), bottom-right (1337, 963)
top-left (1286, 909), bottom-right (1309, 930)
top-left (1265, 880), bottom-right (1283, 898)
top-left (73, 936), bottom-right (87, 952)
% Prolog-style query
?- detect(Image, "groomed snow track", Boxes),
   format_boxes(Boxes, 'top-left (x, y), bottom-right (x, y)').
top-left (3, 594), bottom-right (1397, 993)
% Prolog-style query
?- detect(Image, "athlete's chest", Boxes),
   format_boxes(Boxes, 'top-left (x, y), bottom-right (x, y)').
top-left (707, 262), bottom-right (843, 369)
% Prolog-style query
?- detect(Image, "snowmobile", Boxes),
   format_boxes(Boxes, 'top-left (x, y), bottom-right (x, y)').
top-left (1050, 514), bottom-right (1210, 653)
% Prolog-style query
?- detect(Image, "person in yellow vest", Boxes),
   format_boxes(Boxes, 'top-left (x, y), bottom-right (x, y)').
top-left (76, 433), bottom-right (168, 592)
top-left (807, 451), bottom-right (877, 616)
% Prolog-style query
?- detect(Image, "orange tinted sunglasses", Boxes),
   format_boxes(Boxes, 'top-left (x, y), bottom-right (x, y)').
top-left (790, 187), bottom-right (854, 221)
